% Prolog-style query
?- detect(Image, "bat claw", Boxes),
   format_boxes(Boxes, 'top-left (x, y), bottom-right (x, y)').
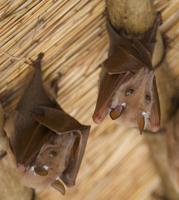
top-left (37, 53), bottom-right (44, 60)
top-left (28, 53), bottom-right (44, 68)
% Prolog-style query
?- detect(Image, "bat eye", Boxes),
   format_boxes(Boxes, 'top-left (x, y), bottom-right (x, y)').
top-left (125, 88), bottom-right (134, 96)
top-left (49, 150), bottom-right (57, 158)
top-left (145, 94), bottom-right (151, 104)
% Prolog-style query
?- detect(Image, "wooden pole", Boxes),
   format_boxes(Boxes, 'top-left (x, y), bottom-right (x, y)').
top-left (106, 0), bottom-right (179, 199)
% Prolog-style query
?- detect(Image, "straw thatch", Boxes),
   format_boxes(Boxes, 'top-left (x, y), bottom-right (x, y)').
top-left (0, 0), bottom-right (178, 199)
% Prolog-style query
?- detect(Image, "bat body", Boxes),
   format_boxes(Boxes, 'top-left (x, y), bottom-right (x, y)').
top-left (93, 14), bottom-right (162, 133)
top-left (4, 53), bottom-right (90, 194)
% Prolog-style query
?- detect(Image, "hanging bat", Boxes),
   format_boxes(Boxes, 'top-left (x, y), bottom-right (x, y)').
top-left (3, 53), bottom-right (90, 195)
top-left (93, 14), bottom-right (162, 134)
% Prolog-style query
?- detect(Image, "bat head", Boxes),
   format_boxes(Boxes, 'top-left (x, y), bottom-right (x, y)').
top-left (32, 133), bottom-right (75, 177)
top-left (109, 68), bottom-right (160, 133)
top-left (18, 132), bottom-right (77, 194)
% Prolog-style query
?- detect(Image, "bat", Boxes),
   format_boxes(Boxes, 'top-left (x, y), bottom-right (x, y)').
top-left (3, 53), bottom-right (90, 195)
top-left (93, 14), bottom-right (162, 134)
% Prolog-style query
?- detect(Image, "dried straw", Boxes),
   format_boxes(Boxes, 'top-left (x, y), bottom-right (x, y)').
top-left (0, 0), bottom-right (178, 199)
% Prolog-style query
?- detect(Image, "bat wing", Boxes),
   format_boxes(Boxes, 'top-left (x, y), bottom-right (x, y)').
top-left (106, 20), bottom-right (153, 71)
top-left (104, 47), bottom-right (147, 75)
top-left (149, 79), bottom-right (160, 132)
top-left (141, 12), bottom-right (162, 53)
top-left (4, 111), bottom-right (49, 165)
top-left (32, 106), bottom-right (90, 134)
top-left (106, 14), bottom-right (161, 66)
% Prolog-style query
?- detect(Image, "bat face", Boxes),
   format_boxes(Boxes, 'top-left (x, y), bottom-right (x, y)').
top-left (32, 133), bottom-right (75, 178)
top-left (110, 68), bottom-right (159, 133)
top-left (18, 132), bottom-right (79, 193)
top-left (4, 53), bottom-right (90, 194)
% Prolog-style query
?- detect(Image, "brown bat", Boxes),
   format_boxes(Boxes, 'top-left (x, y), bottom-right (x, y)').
top-left (3, 53), bottom-right (90, 195)
top-left (93, 14), bottom-right (162, 133)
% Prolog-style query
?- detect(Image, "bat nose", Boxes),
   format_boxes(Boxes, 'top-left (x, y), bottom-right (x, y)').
top-left (109, 104), bottom-right (125, 120)
top-left (34, 165), bottom-right (49, 176)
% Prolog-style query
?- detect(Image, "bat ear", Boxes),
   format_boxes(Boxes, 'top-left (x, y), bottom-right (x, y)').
top-left (150, 80), bottom-right (160, 132)
top-left (51, 179), bottom-right (66, 195)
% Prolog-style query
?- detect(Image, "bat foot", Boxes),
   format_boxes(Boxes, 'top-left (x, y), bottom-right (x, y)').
top-left (37, 53), bottom-right (44, 60)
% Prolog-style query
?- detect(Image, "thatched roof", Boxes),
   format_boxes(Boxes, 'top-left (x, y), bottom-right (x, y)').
top-left (0, 0), bottom-right (178, 199)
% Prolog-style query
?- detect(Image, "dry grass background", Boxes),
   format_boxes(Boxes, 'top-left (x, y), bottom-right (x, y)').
top-left (0, 0), bottom-right (178, 200)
